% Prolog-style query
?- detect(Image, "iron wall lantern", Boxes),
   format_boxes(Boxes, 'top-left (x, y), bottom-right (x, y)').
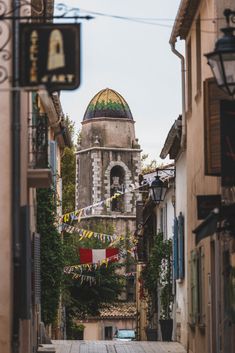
top-left (149, 170), bottom-right (168, 203)
top-left (205, 8), bottom-right (235, 96)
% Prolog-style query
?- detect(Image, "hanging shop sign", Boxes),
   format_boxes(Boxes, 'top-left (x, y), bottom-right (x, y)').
top-left (220, 101), bottom-right (235, 187)
top-left (19, 23), bottom-right (81, 91)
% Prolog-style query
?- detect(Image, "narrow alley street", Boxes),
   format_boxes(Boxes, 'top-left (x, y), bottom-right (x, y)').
top-left (51, 340), bottom-right (186, 353)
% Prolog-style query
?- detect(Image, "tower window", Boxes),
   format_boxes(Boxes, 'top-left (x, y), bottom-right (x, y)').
top-left (110, 166), bottom-right (125, 212)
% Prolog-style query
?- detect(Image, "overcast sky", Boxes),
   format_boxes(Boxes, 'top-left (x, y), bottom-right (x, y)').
top-left (55, 0), bottom-right (183, 163)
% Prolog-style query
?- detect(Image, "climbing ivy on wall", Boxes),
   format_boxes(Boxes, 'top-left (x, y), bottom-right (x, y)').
top-left (37, 187), bottom-right (64, 325)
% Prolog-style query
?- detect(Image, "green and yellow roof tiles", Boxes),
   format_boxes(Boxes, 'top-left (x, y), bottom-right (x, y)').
top-left (83, 88), bottom-right (133, 120)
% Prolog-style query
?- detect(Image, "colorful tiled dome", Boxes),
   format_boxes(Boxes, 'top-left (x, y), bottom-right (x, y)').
top-left (83, 88), bottom-right (133, 121)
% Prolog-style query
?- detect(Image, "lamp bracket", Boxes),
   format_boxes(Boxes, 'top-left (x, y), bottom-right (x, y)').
top-left (0, 1), bottom-right (93, 86)
top-left (224, 8), bottom-right (235, 27)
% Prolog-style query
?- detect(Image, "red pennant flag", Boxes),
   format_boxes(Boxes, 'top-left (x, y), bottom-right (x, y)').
top-left (79, 248), bottom-right (119, 264)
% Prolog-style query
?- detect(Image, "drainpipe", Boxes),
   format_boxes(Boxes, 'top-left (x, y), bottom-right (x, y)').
top-left (170, 40), bottom-right (186, 149)
top-left (169, 38), bottom-right (186, 344)
top-left (12, 0), bottom-right (21, 352)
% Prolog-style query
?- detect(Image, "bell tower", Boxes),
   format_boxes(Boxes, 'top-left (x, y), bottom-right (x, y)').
top-left (76, 88), bottom-right (141, 237)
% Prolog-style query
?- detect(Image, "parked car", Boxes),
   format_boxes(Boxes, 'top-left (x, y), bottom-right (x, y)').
top-left (113, 329), bottom-right (136, 341)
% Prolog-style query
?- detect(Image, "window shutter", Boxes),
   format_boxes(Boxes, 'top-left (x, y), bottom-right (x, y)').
top-left (190, 250), bottom-right (198, 325)
top-left (20, 206), bottom-right (31, 319)
top-left (173, 217), bottom-right (179, 281)
top-left (198, 246), bottom-right (205, 325)
top-left (204, 78), bottom-right (233, 175)
top-left (178, 212), bottom-right (185, 280)
top-left (32, 233), bottom-right (41, 305)
top-left (49, 140), bottom-right (57, 186)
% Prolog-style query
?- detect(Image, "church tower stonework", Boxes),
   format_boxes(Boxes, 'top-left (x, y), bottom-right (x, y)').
top-left (76, 88), bottom-right (141, 237)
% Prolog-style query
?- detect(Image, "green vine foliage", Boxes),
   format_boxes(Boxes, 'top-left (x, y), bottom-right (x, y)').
top-left (142, 232), bottom-right (173, 320)
top-left (159, 238), bottom-right (173, 319)
top-left (37, 188), bottom-right (64, 326)
top-left (61, 146), bottom-right (76, 214)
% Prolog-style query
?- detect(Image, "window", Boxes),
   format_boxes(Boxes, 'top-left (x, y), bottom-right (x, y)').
top-left (204, 78), bottom-right (233, 176)
top-left (196, 16), bottom-right (201, 94)
top-left (105, 326), bottom-right (113, 340)
top-left (110, 165), bottom-right (125, 212)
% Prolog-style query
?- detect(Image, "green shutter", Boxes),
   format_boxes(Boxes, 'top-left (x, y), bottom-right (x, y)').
top-left (178, 213), bottom-right (185, 279)
top-left (173, 217), bottom-right (179, 280)
top-left (49, 140), bottom-right (57, 186)
top-left (198, 246), bottom-right (205, 324)
top-left (190, 250), bottom-right (198, 325)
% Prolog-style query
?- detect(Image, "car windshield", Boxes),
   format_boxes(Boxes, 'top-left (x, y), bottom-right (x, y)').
top-left (117, 330), bottom-right (135, 338)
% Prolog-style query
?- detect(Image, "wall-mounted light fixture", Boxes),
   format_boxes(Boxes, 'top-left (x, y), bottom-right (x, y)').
top-left (149, 169), bottom-right (174, 204)
top-left (205, 8), bottom-right (235, 96)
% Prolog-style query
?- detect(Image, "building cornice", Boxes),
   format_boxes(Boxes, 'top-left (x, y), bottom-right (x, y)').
top-left (76, 147), bottom-right (142, 154)
top-left (82, 117), bottom-right (135, 125)
top-left (81, 215), bottom-right (136, 220)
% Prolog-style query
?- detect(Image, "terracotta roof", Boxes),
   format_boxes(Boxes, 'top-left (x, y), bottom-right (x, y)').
top-left (160, 116), bottom-right (182, 160)
top-left (98, 302), bottom-right (136, 319)
top-left (170, 0), bottom-right (200, 43)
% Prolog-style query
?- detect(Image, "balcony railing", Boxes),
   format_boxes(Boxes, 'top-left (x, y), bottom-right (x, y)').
top-left (28, 113), bottom-right (48, 169)
top-left (28, 113), bottom-right (52, 188)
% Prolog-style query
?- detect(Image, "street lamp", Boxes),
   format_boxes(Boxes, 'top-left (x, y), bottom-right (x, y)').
top-left (205, 8), bottom-right (235, 96)
top-left (149, 170), bottom-right (168, 203)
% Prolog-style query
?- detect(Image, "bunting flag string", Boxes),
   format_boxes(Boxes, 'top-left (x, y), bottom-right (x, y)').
top-left (70, 272), bottom-right (96, 285)
top-left (61, 181), bottom-right (148, 224)
top-left (62, 223), bottom-right (138, 250)
top-left (65, 272), bottom-right (136, 285)
top-left (123, 272), bottom-right (137, 277)
top-left (64, 269), bottom-right (136, 286)
top-left (62, 223), bottom-right (124, 243)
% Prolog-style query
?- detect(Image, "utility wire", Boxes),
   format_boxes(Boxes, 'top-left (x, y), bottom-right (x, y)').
top-left (75, 8), bottom-right (219, 33)
top-left (78, 8), bottom-right (223, 24)
top-left (54, 5), bottom-right (219, 33)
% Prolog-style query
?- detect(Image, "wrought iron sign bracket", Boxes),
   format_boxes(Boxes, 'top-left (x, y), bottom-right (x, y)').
top-left (0, 2), bottom-right (94, 21)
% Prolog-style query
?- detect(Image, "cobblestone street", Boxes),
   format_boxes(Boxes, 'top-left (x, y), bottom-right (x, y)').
top-left (51, 340), bottom-right (186, 353)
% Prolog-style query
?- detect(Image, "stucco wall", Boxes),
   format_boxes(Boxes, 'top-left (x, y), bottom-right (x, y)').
top-left (183, 1), bottom-right (226, 352)
top-left (83, 322), bottom-right (100, 340)
top-left (175, 152), bottom-right (187, 347)
top-left (81, 118), bottom-right (136, 149)
top-left (82, 319), bottom-right (136, 340)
